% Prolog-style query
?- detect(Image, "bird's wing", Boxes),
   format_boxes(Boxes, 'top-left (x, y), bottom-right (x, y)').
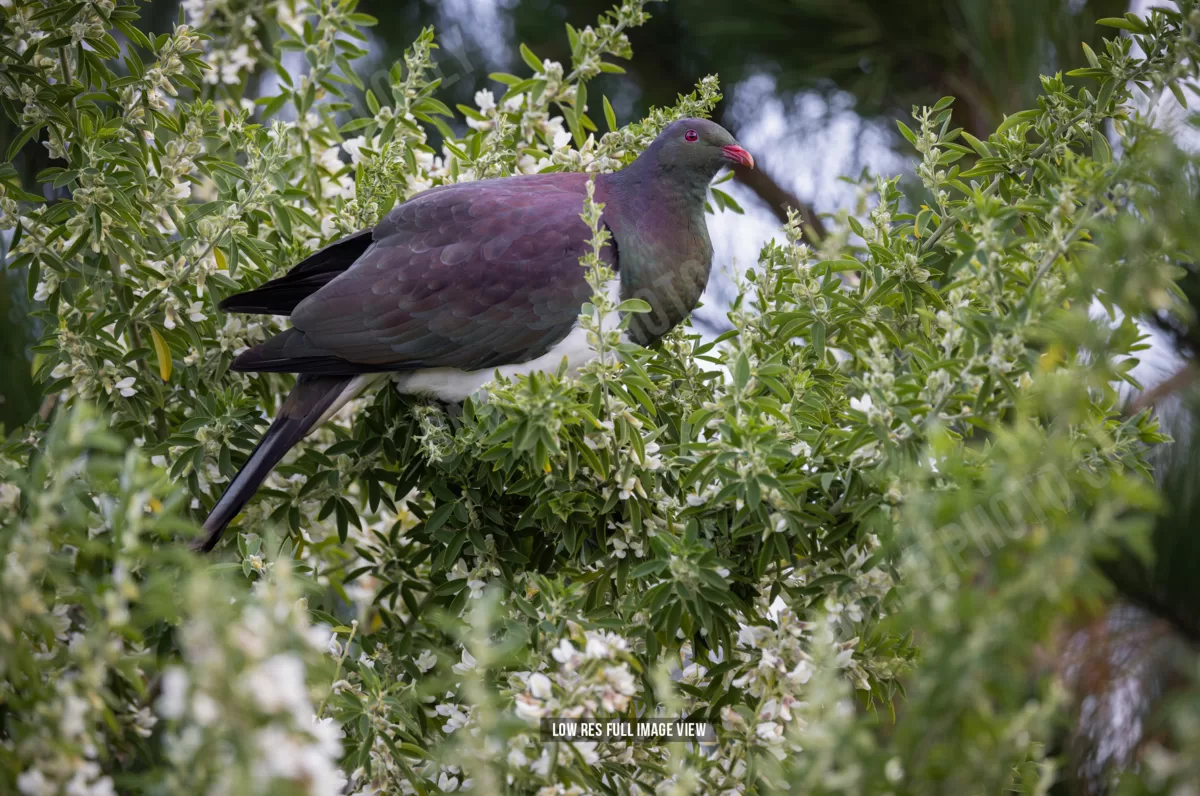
top-left (218, 229), bottom-right (375, 316)
top-left (253, 174), bottom-right (614, 373)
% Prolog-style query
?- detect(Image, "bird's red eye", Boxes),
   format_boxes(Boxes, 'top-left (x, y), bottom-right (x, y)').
top-left (684, 129), bottom-right (698, 142)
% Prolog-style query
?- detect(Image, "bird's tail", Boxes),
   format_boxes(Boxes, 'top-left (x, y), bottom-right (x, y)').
top-left (192, 373), bottom-right (382, 552)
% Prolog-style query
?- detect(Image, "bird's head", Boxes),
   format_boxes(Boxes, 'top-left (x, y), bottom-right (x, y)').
top-left (645, 118), bottom-right (754, 182)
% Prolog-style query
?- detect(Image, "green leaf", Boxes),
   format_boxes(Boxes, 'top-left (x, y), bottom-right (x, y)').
top-left (1170, 81), bottom-right (1188, 110)
top-left (424, 502), bottom-right (457, 535)
top-left (616, 298), bottom-right (652, 313)
top-left (960, 131), bottom-right (992, 158)
top-left (711, 188), bottom-right (744, 214)
top-left (630, 559), bottom-right (667, 578)
top-left (732, 352), bottom-right (750, 390)
top-left (895, 120), bottom-right (919, 147)
top-left (810, 320), bottom-right (826, 362)
top-left (603, 95), bottom-right (617, 133)
top-left (996, 109), bottom-right (1040, 135)
top-left (7, 124), bottom-right (43, 162)
top-left (149, 327), bottom-right (172, 382)
top-left (1092, 130), bottom-right (1112, 164)
top-left (520, 43), bottom-right (542, 74)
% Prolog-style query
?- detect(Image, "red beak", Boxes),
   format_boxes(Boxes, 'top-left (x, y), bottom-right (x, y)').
top-left (722, 144), bottom-right (754, 169)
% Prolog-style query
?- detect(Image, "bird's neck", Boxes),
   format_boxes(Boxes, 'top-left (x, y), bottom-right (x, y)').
top-left (597, 164), bottom-right (715, 346)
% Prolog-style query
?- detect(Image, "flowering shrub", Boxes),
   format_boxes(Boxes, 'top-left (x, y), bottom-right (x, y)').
top-left (3, 0), bottom-right (1200, 793)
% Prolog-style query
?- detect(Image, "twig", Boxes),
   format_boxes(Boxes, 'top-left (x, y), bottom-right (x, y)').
top-left (1127, 362), bottom-right (1198, 416)
top-left (732, 163), bottom-right (826, 240)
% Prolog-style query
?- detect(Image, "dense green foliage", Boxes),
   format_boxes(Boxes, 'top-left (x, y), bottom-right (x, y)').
top-left (2, 0), bottom-right (1200, 793)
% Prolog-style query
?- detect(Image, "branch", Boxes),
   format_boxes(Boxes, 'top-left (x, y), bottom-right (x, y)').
top-left (1127, 362), bottom-right (1198, 416)
top-left (731, 162), bottom-right (826, 241)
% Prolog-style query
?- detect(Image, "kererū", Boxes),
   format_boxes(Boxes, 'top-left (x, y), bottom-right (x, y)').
top-left (194, 118), bottom-right (754, 551)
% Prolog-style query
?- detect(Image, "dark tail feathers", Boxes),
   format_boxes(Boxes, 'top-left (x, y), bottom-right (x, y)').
top-left (192, 374), bottom-right (354, 552)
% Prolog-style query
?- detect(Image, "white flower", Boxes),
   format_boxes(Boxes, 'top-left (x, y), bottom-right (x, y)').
top-left (169, 179), bottom-right (192, 201)
top-left (639, 441), bottom-right (662, 470)
top-left (114, 377), bottom-right (137, 398)
top-left (0, 482), bottom-right (21, 513)
top-left (16, 768), bottom-right (51, 796)
top-left (219, 44), bottom-right (254, 84)
top-left (617, 476), bottom-right (639, 501)
top-left (530, 748), bottom-right (552, 776)
top-left (414, 149), bottom-right (436, 172)
top-left (474, 88), bottom-right (496, 113)
top-left (185, 301), bottom-right (206, 323)
top-left (850, 442), bottom-right (880, 464)
top-left (415, 649), bottom-right (437, 673)
top-left (517, 153), bottom-right (540, 174)
top-left (528, 672), bottom-right (552, 700)
top-left (243, 653), bottom-right (310, 720)
top-left (467, 578), bottom-right (487, 599)
top-left (886, 757), bottom-right (905, 783)
top-left (157, 667), bottom-right (189, 719)
top-left (553, 129), bottom-right (573, 151)
top-left (254, 724), bottom-right (346, 795)
top-left (585, 635), bottom-right (613, 659)
top-left (33, 275), bottom-right (58, 301)
top-left (306, 624), bottom-right (333, 652)
top-left (341, 135), bottom-right (369, 164)
top-left (437, 703), bottom-right (470, 732)
top-left (571, 740), bottom-right (600, 765)
top-left (550, 638), bottom-right (577, 665)
top-left (317, 146), bottom-right (343, 173)
top-left (759, 649), bottom-right (783, 671)
top-left (310, 715), bottom-right (344, 759)
top-left (787, 660), bottom-right (813, 685)
top-left (737, 624), bottom-right (765, 649)
top-left (192, 693), bottom-right (219, 726)
top-left (603, 664), bottom-right (636, 696)
top-left (65, 767), bottom-right (115, 796)
top-left (849, 394), bottom-right (874, 413)
top-left (756, 721), bottom-right (784, 743)
top-left (451, 648), bottom-right (477, 675)
top-left (60, 693), bottom-right (88, 738)
top-left (506, 745), bottom-right (529, 768)
top-left (514, 693), bottom-right (545, 720)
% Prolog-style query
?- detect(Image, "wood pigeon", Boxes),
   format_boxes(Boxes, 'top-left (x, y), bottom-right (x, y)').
top-left (194, 117), bottom-right (754, 551)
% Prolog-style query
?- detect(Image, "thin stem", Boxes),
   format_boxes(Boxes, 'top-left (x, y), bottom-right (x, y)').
top-left (1018, 204), bottom-right (1097, 318)
top-left (316, 618), bottom-right (358, 718)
